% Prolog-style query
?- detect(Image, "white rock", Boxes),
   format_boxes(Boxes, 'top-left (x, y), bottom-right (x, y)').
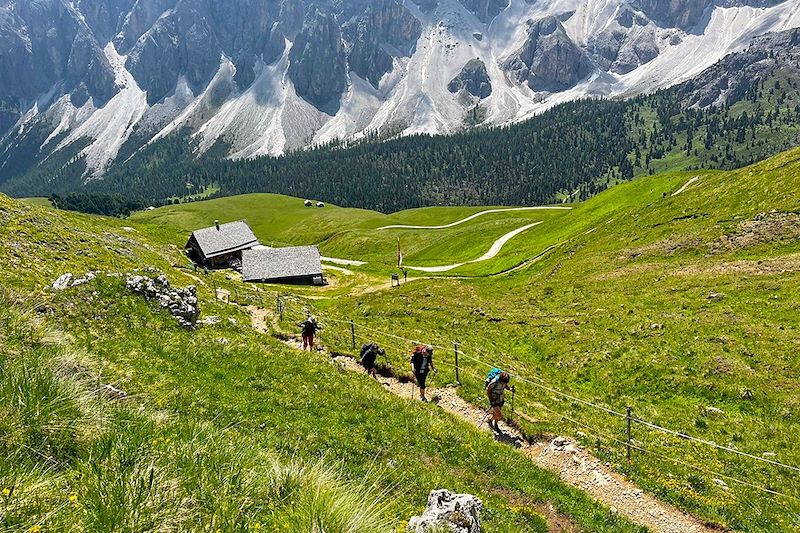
top-left (407, 489), bottom-right (482, 533)
top-left (52, 273), bottom-right (73, 290)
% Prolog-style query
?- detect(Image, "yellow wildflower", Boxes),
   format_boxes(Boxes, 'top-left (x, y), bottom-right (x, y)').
top-left (28, 526), bottom-right (42, 533)
top-left (2, 488), bottom-right (10, 497)
top-left (253, 523), bottom-right (262, 530)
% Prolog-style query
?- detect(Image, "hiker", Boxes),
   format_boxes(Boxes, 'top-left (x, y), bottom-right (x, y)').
top-left (411, 344), bottom-right (435, 401)
top-left (297, 315), bottom-right (321, 351)
top-left (485, 369), bottom-right (512, 432)
top-left (360, 342), bottom-right (385, 379)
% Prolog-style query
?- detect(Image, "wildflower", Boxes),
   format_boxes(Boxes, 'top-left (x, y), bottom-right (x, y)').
top-left (68, 493), bottom-right (78, 508)
top-left (2, 487), bottom-right (10, 497)
top-left (253, 523), bottom-right (262, 530)
top-left (28, 526), bottom-right (42, 533)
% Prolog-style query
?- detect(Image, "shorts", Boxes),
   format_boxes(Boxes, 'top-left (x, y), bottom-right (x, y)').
top-left (414, 372), bottom-right (429, 389)
top-left (491, 399), bottom-right (505, 409)
top-left (362, 360), bottom-right (377, 372)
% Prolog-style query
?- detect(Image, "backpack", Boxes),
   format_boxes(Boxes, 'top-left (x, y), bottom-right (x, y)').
top-left (360, 343), bottom-right (378, 359)
top-left (485, 368), bottom-right (503, 388)
top-left (412, 345), bottom-right (430, 373)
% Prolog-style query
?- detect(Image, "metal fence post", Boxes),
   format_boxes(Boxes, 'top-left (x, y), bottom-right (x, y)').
top-left (350, 319), bottom-right (356, 349)
top-left (453, 342), bottom-right (461, 385)
top-left (279, 297), bottom-right (284, 322)
top-left (626, 406), bottom-right (632, 461)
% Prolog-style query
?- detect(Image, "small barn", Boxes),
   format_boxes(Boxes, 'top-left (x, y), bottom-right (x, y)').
top-left (186, 220), bottom-right (259, 268)
top-left (241, 246), bottom-right (325, 285)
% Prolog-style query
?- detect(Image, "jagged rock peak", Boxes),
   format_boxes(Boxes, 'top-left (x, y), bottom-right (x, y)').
top-left (448, 58), bottom-right (492, 99)
top-left (288, 6), bottom-right (348, 110)
top-left (503, 15), bottom-right (592, 92)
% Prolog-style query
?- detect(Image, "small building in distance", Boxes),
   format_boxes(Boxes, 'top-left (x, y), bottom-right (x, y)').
top-left (186, 220), bottom-right (259, 268)
top-left (304, 199), bottom-right (313, 207)
top-left (242, 246), bottom-right (325, 285)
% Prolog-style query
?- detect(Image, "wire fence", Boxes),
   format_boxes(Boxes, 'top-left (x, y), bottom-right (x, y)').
top-left (214, 283), bottom-right (800, 505)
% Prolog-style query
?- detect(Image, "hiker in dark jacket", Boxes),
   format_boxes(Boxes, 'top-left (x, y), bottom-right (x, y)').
top-left (360, 342), bottom-right (385, 379)
top-left (486, 371), bottom-right (512, 432)
top-left (297, 315), bottom-right (321, 351)
top-left (411, 345), bottom-right (435, 401)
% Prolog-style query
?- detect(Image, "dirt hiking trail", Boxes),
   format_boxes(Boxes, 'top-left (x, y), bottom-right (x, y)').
top-left (247, 306), bottom-right (720, 533)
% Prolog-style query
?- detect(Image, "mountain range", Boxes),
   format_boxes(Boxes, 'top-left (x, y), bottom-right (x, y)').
top-left (1, 0), bottom-right (800, 188)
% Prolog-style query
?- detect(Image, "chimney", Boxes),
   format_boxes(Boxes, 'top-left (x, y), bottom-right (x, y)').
top-left (214, 220), bottom-right (220, 230)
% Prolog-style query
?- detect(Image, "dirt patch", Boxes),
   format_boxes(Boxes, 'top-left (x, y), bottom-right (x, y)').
top-left (676, 254), bottom-right (800, 277)
top-left (619, 237), bottom-right (703, 261)
top-left (712, 212), bottom-right (800, 253)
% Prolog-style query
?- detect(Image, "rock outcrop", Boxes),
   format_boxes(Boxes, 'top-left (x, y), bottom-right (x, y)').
top-left (638, 0), bottom-right (784, 31)
top-left (458, 0), bottom-right (509, 23)
top-left (126, 274), bottom-right (199, 327)
top-left (345, 0), bottom-right (421, 88)
top-left (288, 7), bottom-right (348, 110)
top-left (588, 7), bottom-right (659, 75)
top-left (677, 28), bottom-right (800, 108)
top-left (407, 489), bottom-right (482, 533)
top-left (503, 16), bottom-right (592, 92)
top-left (448, 59), bottom-right (492, 99)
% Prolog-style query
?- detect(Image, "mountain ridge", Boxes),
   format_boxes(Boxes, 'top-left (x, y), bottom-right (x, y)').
top-left (2, 0), bottom-right (800, 186)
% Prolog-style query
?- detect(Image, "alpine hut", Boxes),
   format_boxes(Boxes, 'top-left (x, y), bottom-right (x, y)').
top-left (241, 246), bottom-right (325, 285)
top-left (186, 220), bottom-right (259, 268)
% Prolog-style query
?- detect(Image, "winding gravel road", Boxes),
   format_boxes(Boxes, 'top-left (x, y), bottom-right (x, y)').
top-left (405, 222), bottom-right (542, 272)
top-left (377, 206), bottom-right (571, 230)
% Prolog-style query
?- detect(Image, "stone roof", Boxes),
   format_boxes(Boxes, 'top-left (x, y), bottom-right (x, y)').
top-left (241, 246), bottom-right (323, 282)
top-left (189, 221), bottom-right (259, 259)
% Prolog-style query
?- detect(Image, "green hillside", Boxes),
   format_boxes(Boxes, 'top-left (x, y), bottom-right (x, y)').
top-left (132, 194), bottom-right (571, 274)
top-left (4, 145), bottom-right (800, 531)
top-left (314, 151), bottom-right (800, 531)
top-left (0, 196), bottom-right (640, 531)
top-left (131, 147), bottom-right (800, 531)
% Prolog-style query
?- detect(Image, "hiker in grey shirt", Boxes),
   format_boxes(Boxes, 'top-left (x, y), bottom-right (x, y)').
top-left (486, 371), bottom-right (511, 432)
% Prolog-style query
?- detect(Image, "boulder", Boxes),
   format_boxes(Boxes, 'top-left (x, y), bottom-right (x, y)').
top-left (407, 489), bottom-right (482, 533)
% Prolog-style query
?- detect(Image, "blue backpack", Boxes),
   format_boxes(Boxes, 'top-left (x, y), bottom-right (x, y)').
top-left (485, 368), bottom-right (503, 387)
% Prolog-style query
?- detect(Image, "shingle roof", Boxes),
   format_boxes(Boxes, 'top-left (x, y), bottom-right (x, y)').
top-left (190, 221), bottom-right (259, 259)
top-left (241, 246), bottom-right (323, 282)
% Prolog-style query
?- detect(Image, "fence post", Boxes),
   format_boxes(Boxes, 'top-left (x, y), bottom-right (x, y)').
top-left (453, 342), bottom-right (461, 385)
top-left (279, 297), bottom-right (284, 322)
top-left (350, 319), bottom-right (356, 349)
top-left (626, 406), bottom-right (632, 461)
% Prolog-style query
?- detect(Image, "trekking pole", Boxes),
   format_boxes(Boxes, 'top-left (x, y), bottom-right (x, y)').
top-left (510, 386), bottom-right (515, 425)
top-left (350, 319), bottom-right (356, 349)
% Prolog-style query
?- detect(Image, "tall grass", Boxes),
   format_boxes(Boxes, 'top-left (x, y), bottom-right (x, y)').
top-left (0, 294), bottom-right (395, 532)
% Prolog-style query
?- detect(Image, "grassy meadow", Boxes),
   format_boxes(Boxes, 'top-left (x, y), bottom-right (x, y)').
top-left (0, 195), bottom-right (642, 530)
top-left (129, 147), bottom-right (800, 531)
top-left (131, 193), bottom-right (571, 273)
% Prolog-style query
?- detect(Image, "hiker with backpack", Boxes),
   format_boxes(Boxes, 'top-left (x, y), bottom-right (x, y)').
top-left (297, 315), bottom-right (321, 351)
top-left (411, 345), bottom-right (435, 401)
top-left (360, 342), bottom-right (385, 379)
top-left (485, 368), bottom-right (512, 432)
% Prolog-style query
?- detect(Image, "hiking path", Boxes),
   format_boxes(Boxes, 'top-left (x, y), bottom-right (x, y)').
top-left (246, 305), bottom-right (720, 533)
